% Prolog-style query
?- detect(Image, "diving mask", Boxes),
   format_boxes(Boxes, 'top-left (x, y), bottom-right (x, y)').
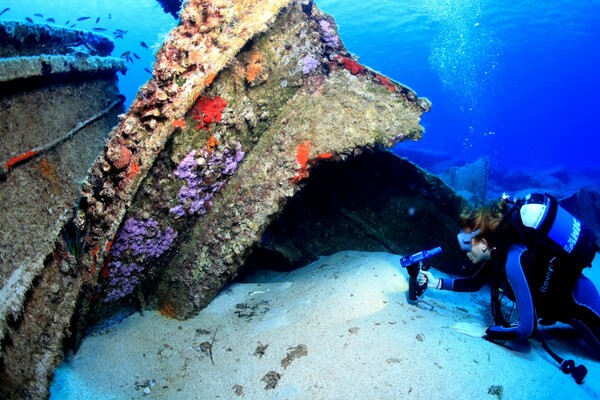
top-left (457, 229), bottom-right (481, 252)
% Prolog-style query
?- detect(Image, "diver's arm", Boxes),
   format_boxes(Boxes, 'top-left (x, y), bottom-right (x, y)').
top-left (437, 262), bottom-right (490, 292)
top-left (484, 244), bottom-right (535, 340)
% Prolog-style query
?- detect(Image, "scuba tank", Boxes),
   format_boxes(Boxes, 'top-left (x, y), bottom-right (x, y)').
top-left (515, 193), bottom-right (598, 267)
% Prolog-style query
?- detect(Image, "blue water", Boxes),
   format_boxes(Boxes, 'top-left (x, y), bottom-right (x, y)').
top-left (3, 0), bottom-right (598, 171)
top-left (0, 0), bottom-right (176, 108)
top-left (317, 0), bottom-right (600, 171)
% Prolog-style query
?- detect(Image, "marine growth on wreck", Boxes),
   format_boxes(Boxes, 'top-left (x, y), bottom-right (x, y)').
top-left (0, 1), bottom-right (435, 398)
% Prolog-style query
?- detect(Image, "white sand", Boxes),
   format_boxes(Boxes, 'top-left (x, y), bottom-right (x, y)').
top-left (50, 250), bottom-right (600, 400)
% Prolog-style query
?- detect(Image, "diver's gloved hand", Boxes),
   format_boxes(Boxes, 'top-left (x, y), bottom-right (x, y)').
top-left (417, 270), bottom-right (440, 288)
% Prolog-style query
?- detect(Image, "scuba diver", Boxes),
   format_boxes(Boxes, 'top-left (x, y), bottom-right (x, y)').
top-left (418, 193), bottom-right (600, 383)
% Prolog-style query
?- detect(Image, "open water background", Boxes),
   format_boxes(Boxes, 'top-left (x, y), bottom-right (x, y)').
top-left (2, 0), bottom-right (599, 171)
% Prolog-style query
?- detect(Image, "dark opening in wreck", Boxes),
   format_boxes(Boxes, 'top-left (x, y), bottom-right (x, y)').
top-left (239, 149), bottom-right (470, 276)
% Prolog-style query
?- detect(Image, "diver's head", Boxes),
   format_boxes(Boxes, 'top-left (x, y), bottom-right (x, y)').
top-left (457, 228), bottom-right (492, 263)
top-left (457, 201), bottom-right (508, 263)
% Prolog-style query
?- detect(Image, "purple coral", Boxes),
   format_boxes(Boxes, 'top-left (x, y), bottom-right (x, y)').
top-left (103, 218), bottom-right (177, 302)
top-left (319, 20), bottom-right (339, 49)
top-left (170, 141), bottom-right (245, 218)
top-left (104, 262), bottom-right (144, 302)
top-left (302, 55), bottom-right (319, 74)
top-left (173, 150), bottom-right (198, 181)
top-left (110, 217), bottom-right (177, 258)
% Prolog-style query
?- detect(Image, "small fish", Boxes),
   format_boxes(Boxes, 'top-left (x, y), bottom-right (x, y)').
top-left (25, 17), bottom-right (33, 23)
top-left (65, 20), bottom-right (70, 25)
top-left (120, 51), bottom-right (130, 58)
top-left (70, 24), bottom-right (77, 28)
top-left (113, 29), bottom-right (128, 39)
top-left (95, 17), bottom-right (100, 23)
top-left (144, 68), bottom-right (152, 74)
top-left (133, 53), bottom-right (140, 59)
top-left (34, 13), bottom-right (43, 18)
top-left (140, 41), bottom-right (149, 49)
top-left (46, 18), bottom-right (55, 23)
top-left (1, 8), bottom-right (11, 16)
top-left (127, 56), bottom-right (134, 64)
top-left (108, 13), bottom-right (112, 19)
top-left (93, 27), bottom-right (107, 31)
top-left (77, 17), bottom-right (91, 21)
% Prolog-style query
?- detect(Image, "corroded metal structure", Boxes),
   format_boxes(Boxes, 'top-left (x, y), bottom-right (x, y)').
top-left (0, 1), bottom-right (434, 398)
top-left (0, 19), bottom-right (125, 400)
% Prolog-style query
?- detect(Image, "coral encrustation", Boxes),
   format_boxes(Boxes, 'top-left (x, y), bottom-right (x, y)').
top-left (170, 141), bottom-right (245, 218)
top-left (318, 19), bottom-right (339, 48)
top-left (302, 55), bottom-right (319, 74)
top-left (191, 96), bottom-right (228, 131)
top-left (104, 218), bottom-right (177, 302)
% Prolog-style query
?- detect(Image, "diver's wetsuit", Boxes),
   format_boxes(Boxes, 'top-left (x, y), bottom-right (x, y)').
top-left (439, 244), bottom-right (600, 357)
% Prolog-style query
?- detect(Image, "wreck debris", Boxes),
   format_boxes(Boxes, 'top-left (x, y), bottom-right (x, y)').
top-left (244, 152), bottom-right (466, 273)
top-left (1, 1), bottom-right (432, 398)
top-left (262, 371), bottom-right (282, 390)
top-left (0, 20), bottom-right (116, 58)
top-left (254, 342), bottom-right (269, 358)
top-left (339, 207), bottom-right (404, 255)
top-left (1, 95), bottom-right (125, 180)
top-left (0, 19), bottom-right (124, 400)
top-left (146, 0), bottom-right (431, 320)
top-left (440, 155), bottom-right (489, 206)
top-left (209, 325), bottom-right (219, 366)
top-left (281, 344), bottom-right (308, 369)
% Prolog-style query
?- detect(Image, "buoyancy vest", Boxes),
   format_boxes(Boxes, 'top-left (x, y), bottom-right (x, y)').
top-left (492, 193), bottom-right (598, 321)
top-left (486, 194), bottom-right (596, 383)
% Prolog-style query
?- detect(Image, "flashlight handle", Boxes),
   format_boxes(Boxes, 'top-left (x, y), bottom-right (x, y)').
top-left (404, 249), bottom-right (439, 301)
top-left (406, 263), bottom-right (426, 301)
top-left (408, 275), bottom-right (419, 301)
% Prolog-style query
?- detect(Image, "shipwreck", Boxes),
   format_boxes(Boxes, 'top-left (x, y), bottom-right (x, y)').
top-left (0, 1), bottom-right (470, 398)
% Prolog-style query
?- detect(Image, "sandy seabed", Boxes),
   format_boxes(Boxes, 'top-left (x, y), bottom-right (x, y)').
top-left (50, 250), bottom-right (600, 400)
